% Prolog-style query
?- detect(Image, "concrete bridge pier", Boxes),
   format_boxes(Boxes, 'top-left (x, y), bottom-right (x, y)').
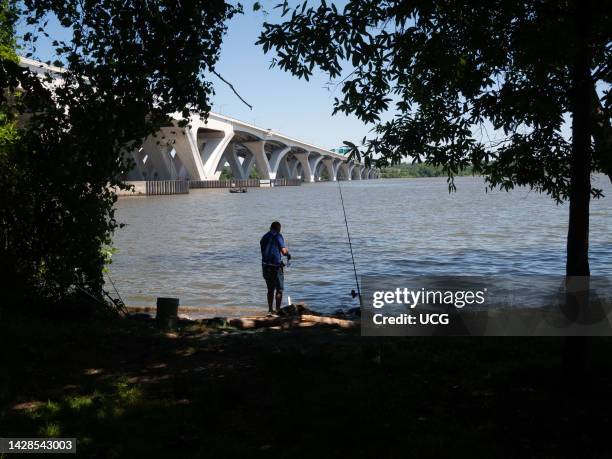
top-left (275, 155), bottom-right (293, 179)
top-left (218, 145), bottom-right (249, 180)
top-left (322, 158), bottom-right (341, 181)
top-left (242, 141), bottom-right (273, 180)
top-left (293, 152), bottom-right (315, 183)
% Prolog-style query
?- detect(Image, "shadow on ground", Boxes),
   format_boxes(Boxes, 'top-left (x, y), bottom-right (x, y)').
top-left (1, 316), bottom-right (612, 458)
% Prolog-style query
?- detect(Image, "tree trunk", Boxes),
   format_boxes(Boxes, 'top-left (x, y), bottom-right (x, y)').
top-left (564, 0), bottom-right (593, 386)
top-left (567, 0), bottom-right (592, 277)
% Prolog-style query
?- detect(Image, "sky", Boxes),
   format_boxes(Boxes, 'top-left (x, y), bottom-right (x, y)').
top-left (16, 2), bottom-right (371, 151)
top-left (209, 4), bottom-right (371, 150)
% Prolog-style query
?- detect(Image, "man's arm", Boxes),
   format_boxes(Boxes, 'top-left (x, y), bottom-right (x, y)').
top-left (278, 234), bottom-right (289, 255)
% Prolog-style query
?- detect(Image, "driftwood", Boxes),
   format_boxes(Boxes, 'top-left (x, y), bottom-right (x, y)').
top-left (299, 314), bottom-right (357, 329)
top-left (228, 311), bottom-right (357, 330)
top-left (228, 316), bottom-right (302, 330)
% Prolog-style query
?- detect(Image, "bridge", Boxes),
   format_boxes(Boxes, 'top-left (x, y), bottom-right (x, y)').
top-left (19, 57), bottom-right (378, 183)
top-left (126, 112), bottom-right (378, 183)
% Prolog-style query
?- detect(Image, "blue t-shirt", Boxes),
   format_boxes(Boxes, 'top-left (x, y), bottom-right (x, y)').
top-left (260, 230), bottom-right (286, 267)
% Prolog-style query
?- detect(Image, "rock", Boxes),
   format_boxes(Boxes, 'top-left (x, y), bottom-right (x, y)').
top-left (278, 303), bottom-right (317, 316)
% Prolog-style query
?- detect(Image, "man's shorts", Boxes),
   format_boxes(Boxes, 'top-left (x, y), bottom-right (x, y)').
top-left (262, 265), bottom-right (284, 291)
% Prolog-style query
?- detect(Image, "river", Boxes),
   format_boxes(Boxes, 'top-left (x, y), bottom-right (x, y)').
top-left (109, 176), bottom-right (612, 316)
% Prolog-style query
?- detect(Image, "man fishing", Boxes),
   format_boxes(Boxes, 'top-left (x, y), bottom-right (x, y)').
top-left (260, 221), bottom-right (291, 314)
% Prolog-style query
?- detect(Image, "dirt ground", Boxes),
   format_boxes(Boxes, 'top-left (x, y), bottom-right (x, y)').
top-left (2, 314), bottom-right (612, 458)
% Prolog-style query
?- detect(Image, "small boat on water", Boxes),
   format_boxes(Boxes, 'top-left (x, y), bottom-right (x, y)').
top-left (229, 187), bottom-right (248, 193)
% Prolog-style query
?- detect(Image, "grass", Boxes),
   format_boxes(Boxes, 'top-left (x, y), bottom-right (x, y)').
top-left (2, 314), bottom-right (612, 458)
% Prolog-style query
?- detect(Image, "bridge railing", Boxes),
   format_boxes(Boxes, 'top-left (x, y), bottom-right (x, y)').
top-left (145, 180), bottom-right (189, 195)
top-left (117, 178), bottom-right (303, 197)
top-left (190, 179), bottom-right (260, 189)
top-left (272, 178), bottom-right (301, 187)
top-left (190, 178), bottom-right (301, 188)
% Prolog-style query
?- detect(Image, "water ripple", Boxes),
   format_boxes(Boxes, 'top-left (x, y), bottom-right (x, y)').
top-left (109, 177), bottom-right (612, 315)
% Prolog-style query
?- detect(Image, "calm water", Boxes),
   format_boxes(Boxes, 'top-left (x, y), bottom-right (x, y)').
top-left (109, 176), bottom-right (612, 316)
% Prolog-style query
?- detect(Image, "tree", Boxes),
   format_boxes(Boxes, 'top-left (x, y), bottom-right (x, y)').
top-left (0, 0), bottom-right (240, 307)
top-left (257, 0), bottom-right (611, 278)
top-left (0, 0), bottom-right (18, 147)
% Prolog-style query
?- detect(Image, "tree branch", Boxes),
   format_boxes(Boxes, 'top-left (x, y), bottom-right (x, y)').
top-left (212, 70), bottom-right (253, 110)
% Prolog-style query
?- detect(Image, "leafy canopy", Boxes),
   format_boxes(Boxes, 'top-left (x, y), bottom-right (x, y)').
top-left (1, 0), bottom-right (240, 305)
top-left (258, 0), bottom-right (611, 199)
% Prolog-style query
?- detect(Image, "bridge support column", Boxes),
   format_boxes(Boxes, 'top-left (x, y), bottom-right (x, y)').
top-left (361, 166), bottom-right (369, 180)
top-left (139, 137), bottom-right (175, 180)
top-left (125, 147), bottom-right (146, 180)
top-left (338, 162), bottom-right (350, 180)
top-left (323, 158), bottom-right (341, 181)
top-left (286, 157), bottom-right (301, 180)
top-left (268, 146), bottom-right (291, 178)
top-left (243, 141), bottom-right (276, 180)
top-left (313, 161), bottom-right (327, 181)
top-left (199, 132), bottom-right (234, 180)
top-left (309, 154), bottom-right (324, 182)
top-left (293, 152), bottom-right (316, 182)
top-left (156, 126), bottom-right (206, 180)
top-left (277, 155), bottom-right (294, 179)
top-left (221, 146), bottom-right (248, 180)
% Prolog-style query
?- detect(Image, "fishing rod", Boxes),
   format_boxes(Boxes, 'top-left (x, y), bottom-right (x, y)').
top-left (70, 269), bottom-right (128, 317)
top-left (105, 271), bottom-right (126, 310)
top-left (337, 179), bottom-right (362, 306)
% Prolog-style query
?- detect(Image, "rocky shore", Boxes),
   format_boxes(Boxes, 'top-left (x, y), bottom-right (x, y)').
top-left (126, 303), bottom-right (361, 332)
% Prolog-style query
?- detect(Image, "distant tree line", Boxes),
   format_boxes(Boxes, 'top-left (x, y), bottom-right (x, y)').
top-left (219, 166), bottom-right (261, 180)
top-left (380, 163), bottom-right (475, 179)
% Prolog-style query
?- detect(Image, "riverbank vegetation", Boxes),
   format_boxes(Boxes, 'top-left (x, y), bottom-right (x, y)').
top-left (1, 0), bottom-right (239, 309)
top-left (380, 163), bottom-right (475, 179)
top-left (3, 314), bottom-right (612, 458)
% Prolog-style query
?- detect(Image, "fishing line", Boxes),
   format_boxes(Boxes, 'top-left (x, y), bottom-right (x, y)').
top-left (337, 178), bottom-right (362, 305)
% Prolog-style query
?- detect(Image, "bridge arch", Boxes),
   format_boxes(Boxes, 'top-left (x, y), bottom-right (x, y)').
top-left (361, 166), bottom-right (369, 180)
top-left (132, 112), bottom-right (378, 182)
top-left (313, 160), bottom-right (327, 181)
top-left (336, 163), bottom-right (349, 181)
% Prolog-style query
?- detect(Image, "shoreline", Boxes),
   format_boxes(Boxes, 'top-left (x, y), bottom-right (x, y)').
top-left (125, 304), bottom-right (360, 331)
